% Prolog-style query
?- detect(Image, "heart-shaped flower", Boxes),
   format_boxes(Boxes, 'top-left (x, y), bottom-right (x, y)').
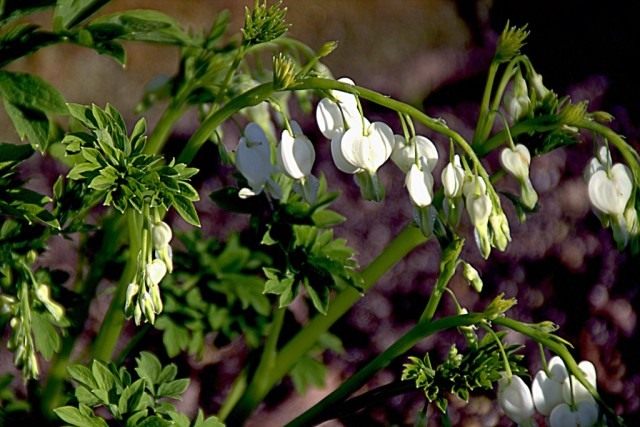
top-left (405, 157), bottom-right (434, 207)
top-left (152, 221), bottom-right (172, 250)
top-left (561, 360), bottom-right (597, 405)
top-left (441, 154), bottom-right (465, 198)
top-left (315, 77), bottom-right (364, 139)
top-left (278, 121), bottom-right (316, 180)
top-left (549, 401), bottom-right (599, 427)
top-left (146, 259), bottom-right (167, 287)
top-left (532, 356), bottom-right (568, 416)
top-left (339, 121), bottom-right (394, 174)
top-left (500, 144), bottom-right (531, 180)
top-left (391, 135), bottom-right (438, 173)
top-left (497, 375), bottom-right (536, 425)
top-left (236, 123), bottom-right (273, 192)
top-left (588, 163), bottom-right (633, 216)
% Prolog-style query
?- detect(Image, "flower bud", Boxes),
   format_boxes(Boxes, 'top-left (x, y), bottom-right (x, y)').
top-left (35, 284), bottom-right (65, 321)
top-left (441, 155), bottom-right (465, 198)
top-left (497, 375), bottom-right (535, 425)
top-left (152, 221), bottom-right (172, 249)
top-left (391, 135), bottom-right (438, 173)
top-left (278, 121), bottom-right (316, 180)
top-left (125, 282), bottom-right (139, 313)
top-left (489, 211), bottom-right (511, 251)
top-left (405, 158), bottom-right (435, 208)
top-left (141, 292), bottom-right (156, 324)
top-left (461, 261), bottom-right (483, 293)
top-left (148, 282), bottom-right (163, 314)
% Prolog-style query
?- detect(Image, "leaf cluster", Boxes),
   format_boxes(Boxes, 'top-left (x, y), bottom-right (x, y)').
top-left (54, 351), bottom-right (223, 427)
top-left (62, 103), bottom-right (200, 226)
top-left (156, 232), bottom-right (271, 357)
top-left (401, 333), bottom-right (526, 413)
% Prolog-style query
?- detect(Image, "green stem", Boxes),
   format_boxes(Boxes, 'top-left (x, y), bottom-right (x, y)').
top-left (226, 224), bottom-right (427, 424)
top-left (144, 101), bottom-right (187, 155)
top-left (285, 313), bottom-right (485, 427)
top-left (217, 370), bottom-right (248, 421)
top-left (476, 115), bottom-right (560, 156)
top-left (419, 238), bottom-right (464, 322)
top-left (250, 307), bottom-right (286, 402)
top-left (91, 211), bottom-right (141, 361)
top-left (474, 61), bottom-right (499, 145)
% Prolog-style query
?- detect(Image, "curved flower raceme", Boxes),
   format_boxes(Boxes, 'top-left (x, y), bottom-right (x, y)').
top-left (497, 375), bottom-right (536, 427)
top-left (500, 144), bottom-right (538, 209)
top-left (391, 134), bottom-right (438, 174)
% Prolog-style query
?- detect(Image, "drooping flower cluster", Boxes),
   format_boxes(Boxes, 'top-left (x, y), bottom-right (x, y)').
top-left (585, 145), bottom-right (638, 247)
top-left (125, 220), bottom-right (174, 325)
top-left (497, 357), bottom-right (600, 427)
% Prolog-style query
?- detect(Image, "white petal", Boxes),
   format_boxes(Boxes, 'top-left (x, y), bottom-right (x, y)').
top-left (500, 144), bottom-right (531, 180)
top-left (340, 122), bottom-right (393, 174)
top-left (316, 98), bottom-right (345, 139)
top-left (610, 163), bottom-right (633, 212)
top-left (532, 370), bottom-right (564, 416)
top-left (332, 77), bottom-right (359, 107)
top-left (406, 163), bottom-right (434, 207)
top-left (441, 155), bottom-right (465, 198)
top-left (238, 187), bottom-right (258, 199)
top-left (576, 400), bottom-right (599, 426)
top-left (466, 193), bottom-right (492, 228)
top-left (152, 221), bottom-right (172, 249)
top-left (279, 128), bottom-right (315, 179)
top-left (236, 136), bottom-right (272, 190)
top-left (588, 166), bottom-right (632, 216)
top-left (331, 134), bottom-right (361, 174)
top-left (548, 356), bottom-right (569, 383)
top-left (597, 145), bottom-right (612, 168)
top-left (463, 175), bottom-right (487, 197)
top-left (391, 134), bottom-right (438, 173)
top-left (146, 259), bottom-right (167, 286)
top-left (550, 403), bottom-right (579, 427)
top-left (498, 376), bottom-right (535, 423)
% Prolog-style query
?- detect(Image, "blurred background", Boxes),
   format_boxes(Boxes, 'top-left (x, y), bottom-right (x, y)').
top-left (3, 0), bottom-right (640, 425)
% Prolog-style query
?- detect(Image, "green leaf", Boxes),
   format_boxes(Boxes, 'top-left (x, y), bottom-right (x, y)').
top-left (0, 70), bottom-right (67, 113)
top-left (303, 279), bottom-right (329, 315)
top-left (53, 0), bottom-right (109, 29)
top-left (87, 9), bottom-right (192, 45)
top-left (53, 406), bottom-right (107, 427)
top-left (2, 100), bottom-right (50, 151)
top-left (157, 378), bottom-right (189, 399)
top-left (135, 415), bottom-right (173, 427)
top-left (91, 360), bottom-right (116, 392)
top-left (156, 318), bottom-right (189, 358)
top-left (311, 209), bottom-right (346, 227)
top-left (171, 194), bottom-right (200, 227)
top-left (31, 311), bottom-right (61, 360)
top-left (289, 356), bottom-right (326, 394)
top-left (135, 351), bottom-right (162, 386)
top-left (0, 142), bottom-right (34, 163)
top-left (67, 364), bottom-right (98, 389)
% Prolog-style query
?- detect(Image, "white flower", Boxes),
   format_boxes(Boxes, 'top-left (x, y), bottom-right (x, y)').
top-left (441, 154), bottom-right (465, 198)
top-left (391, 134), bottom-right (438, 173)
top-left (236, 122), bottom-right (273, 196)
top-left (125, 282), bottom-right (139, 313)
top-left (507, 72), bottom-right (530, 121)
top-left (465, 176), bottom-right (493, 258)
top-left (561, 360), bottom-right (597, 405)
top-left (588, 163), bottom-right (633, 216)
top-left (497, 375), bottom-right (536, 426)
top-left (146, 259), bottom-right (167, 287)
top-left (500, 144), bottom-right (537, 209)
top-left (500, 144), bottom-right (531, 181)
top-left (339, 121), bottom-right (394, 175)
top-left (531, 72), bottom-right (549, 99)
top-left (405, 157), bottom-right (434, 207)
top-left (549, 401), bottom-right (599, 427)
top-left (531, 356), bottom-right (568, 416)
top-left (152, 221), bottom-right (172, 249)
top-left (278, 121), bottom-right (316, 180)
top-left (315, 77), bottom-right (364, 139)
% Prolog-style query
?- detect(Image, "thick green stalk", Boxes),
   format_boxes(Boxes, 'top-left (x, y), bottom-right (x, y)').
top-left (248, 307), bottom-right (286, 404)
top-left (473, 61), bottom-right (499, 145)
top-left (91, 212), bottom-right (141, 361)
top-left (285, 313), bottom-right (485, 427)
top-left (419, 238), bottom-right (464, 322)
top-left (225, 224), bottom-right (427, 424)
top-left (144, 102), bottom-right (187, 155)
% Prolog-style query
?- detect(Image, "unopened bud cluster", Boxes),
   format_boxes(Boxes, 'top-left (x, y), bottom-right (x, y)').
top-left (125, 219), bottom-right (173, 325)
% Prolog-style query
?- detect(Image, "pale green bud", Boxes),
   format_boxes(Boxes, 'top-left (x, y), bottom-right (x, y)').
top-left (35, 284), bottom-right (65, 321)
top-left (124, 282), bottom-right (139, 314)
top-left (461, 261), bottom-right (483, 293)
top-left (141, 292), bottom-right (156, 324)
top-left (148, 283), bottom-right (163, 314)
top-left (152, 221), bottom-right (172, 249)
top-left (489, 211), bottom-right (511, 251)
